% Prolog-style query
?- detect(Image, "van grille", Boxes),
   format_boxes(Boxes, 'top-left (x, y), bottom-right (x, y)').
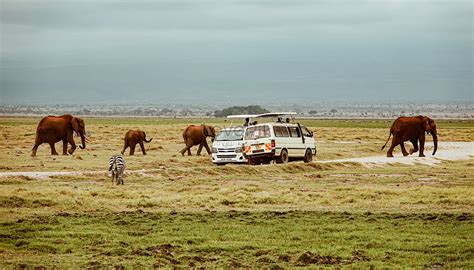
top-left (217, 154), bottom-right (237, 158)
top-left (217, 148), bottom-right (235, 153)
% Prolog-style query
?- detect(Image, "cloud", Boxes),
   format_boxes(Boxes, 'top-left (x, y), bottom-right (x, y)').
top-left (0, 0), bottom-right (472, 104)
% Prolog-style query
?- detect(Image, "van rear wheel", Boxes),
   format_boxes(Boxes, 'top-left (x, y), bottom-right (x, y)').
top-left (277, 149), bottom-right (289, 164)
top-left (303, 149), bottom-right (313, 163)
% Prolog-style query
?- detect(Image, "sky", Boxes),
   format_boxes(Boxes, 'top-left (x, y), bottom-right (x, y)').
top-left (0, 0), bottom-right (472, 105)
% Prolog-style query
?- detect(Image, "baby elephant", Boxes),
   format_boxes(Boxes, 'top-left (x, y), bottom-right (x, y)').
top-left (121, 130), bottom-right (153, 155)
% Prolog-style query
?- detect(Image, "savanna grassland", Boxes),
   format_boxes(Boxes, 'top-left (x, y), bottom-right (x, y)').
top-left (0, 117), bottom-right (473, 268)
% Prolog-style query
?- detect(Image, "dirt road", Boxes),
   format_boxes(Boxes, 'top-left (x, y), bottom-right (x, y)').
top-left (1, 142), bottom-right (472, 179)
top-left (321, 141), bottom-right (473, 166)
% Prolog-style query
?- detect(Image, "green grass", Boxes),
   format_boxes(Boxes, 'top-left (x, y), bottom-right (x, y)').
top-left (0, 117), bottom-right (473, 268)
top-left (1, 211), bottom-right (472, 268)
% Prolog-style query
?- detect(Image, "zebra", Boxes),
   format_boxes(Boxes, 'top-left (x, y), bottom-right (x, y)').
top-left (108, 155), bottom-right (125, 185)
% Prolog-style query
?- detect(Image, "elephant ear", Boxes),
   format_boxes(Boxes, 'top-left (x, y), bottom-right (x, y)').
top-left (422, 116), bottom-right (431, 133)
top-left (71, 117), bottom-right (79, 132)
top-left (202, 125), bottom-right (209, 137)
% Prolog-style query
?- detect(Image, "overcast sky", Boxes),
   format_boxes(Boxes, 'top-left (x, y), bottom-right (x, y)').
top-left (0, 0), bottom-right (472, 105)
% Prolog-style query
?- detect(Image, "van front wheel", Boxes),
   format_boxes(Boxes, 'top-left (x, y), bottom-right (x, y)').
top-left (303, 149), bottom-right (313, 163)
top-left (277, 149), bottom-right (289, 164)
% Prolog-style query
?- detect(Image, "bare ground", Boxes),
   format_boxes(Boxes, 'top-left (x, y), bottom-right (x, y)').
top-left (1, 141), bottom-right (472, 179)
top-left (322, 141), bottom-right (473, 167)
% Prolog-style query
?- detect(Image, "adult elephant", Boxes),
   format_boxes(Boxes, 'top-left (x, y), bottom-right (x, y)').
top-left (180, 125), bottom-right (216, 156)
top-left (121, 130), bottom-right (153, 155)
top-left (381, 115), bottom-right (438, 157)
top-left (31, 114), bottom-right (86, 157)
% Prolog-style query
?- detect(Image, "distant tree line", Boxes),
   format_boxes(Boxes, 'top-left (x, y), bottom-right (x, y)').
top-left (214, 105), bottom-right (269, 117)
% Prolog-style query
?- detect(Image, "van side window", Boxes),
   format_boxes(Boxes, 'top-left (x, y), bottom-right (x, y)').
top-left (273, 126), bottom-right (290, 137)
top-left (288, 126), bottom-right (300, 138)
top-left (245, 125), bottom-right (271, 140)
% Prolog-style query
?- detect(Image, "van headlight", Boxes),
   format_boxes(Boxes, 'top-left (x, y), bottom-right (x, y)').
top-left (235, 146), bottom-right (243, 153)
top-left (212, 147), bottom-right (217, 153)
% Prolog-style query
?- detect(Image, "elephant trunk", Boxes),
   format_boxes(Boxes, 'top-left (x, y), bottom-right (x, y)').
top-left (432, 132), bottom-right (437, 156)
top-left (79, 133), bottom-right (86, 149)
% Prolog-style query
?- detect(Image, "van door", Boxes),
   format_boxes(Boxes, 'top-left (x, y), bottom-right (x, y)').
top-left (287, 126), bottom-right (304, 157)
top-left (301, 125), bottom-right (315, 154)
top-left (273, 125), bottom-right (291, 157)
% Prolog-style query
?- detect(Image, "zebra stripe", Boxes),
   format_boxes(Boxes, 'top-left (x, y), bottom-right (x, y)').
top-left (108, 155), bottom-right (125, 185)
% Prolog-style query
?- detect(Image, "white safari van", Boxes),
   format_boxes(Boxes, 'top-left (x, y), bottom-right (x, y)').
top-left (211, 127), bottom-right (247, 165)
top-left (242, 114), bottom-right (316, 165)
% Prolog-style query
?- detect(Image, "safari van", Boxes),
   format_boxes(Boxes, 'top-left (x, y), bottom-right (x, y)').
top-left (211, 127), bottom-right (247, 165)
top-left (243, 122), bottom-right (316, 165)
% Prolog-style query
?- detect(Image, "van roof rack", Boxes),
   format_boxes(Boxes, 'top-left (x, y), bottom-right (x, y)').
top-left (226, 112), bottom-right (297, 119)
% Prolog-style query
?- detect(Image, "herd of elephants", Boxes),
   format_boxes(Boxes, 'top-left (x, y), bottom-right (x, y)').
top-left (30, 114), bottom-right (438, 159)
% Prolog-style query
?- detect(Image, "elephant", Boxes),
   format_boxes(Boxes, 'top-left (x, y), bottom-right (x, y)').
top-left (381, 115), bottom-right (438, 157)
top-left (31, 114), bottom-right (86, 157)
top-left (180, 125), bottom-right (216, 156)
top-left (121, 130), bottom-right (153, 155)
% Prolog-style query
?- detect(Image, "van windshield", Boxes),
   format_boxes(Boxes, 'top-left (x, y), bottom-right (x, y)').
top-left (215, 129), bottom-right (244, 141)
top-left (245, 125), bottom-right (270, 140)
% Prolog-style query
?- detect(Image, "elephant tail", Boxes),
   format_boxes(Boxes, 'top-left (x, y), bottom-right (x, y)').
top-left (182, 127), bottom-right (189, 142)
top-left (143, 132), bottom-right (153, 143)
top-left (381, 132), bottom-right (392, 150)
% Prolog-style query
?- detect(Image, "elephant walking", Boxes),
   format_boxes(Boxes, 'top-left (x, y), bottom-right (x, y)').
top-left (381, 115), bottom-right (438, 157)
top-left (180, 125), bottom-right (216, 156)
top-left (32, 114), bottom-right (87, 157)
top-left (121, 130), bottom-right (153, 155)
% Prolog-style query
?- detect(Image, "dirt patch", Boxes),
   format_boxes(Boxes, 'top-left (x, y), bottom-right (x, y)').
top-left (321, 142), bottom-right (473, 167)
top-left (330, 173), bottom-right (404, 178)
top-left (147, 243), bottom-right (178, 256)
top-left (0, 171), bottom-right (81, 179)
top-left (295, 251), bottom-right (343, 266)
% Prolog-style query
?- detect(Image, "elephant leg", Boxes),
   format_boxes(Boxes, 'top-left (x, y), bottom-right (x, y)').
top-left (419, 134), bottom-right (426, 157)
top-left (409, 139), bottom-right (419, 155)
top-left (130, 144), bottom-right (136, 155)
top-left (400, 142), bottom-right (409, 156)
top-left (139, 142), bottom-right (146, 155)
top-left (121, 142), bottom-right (128, 155)
top-left (68, 135), bottom-right (77, 155)
top-left (31, 141), bottom-right (41, 157)
top-left (203, 142), bottom-right (211, 155)
top-left (50, 142), bottom-right (59, 155)
top-left (386, 137), bottom-right (398, 157)
top-left (62, 139), bottom-right (68, 155)
top-left (196, 144), bottom-right (203, 156)
top-left (180, 145), bottom-right (191, 156)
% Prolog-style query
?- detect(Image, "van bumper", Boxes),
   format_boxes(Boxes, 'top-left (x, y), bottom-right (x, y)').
top-left (212, 153), bottom-right (248, 164)
top-left (244, 150), bottom-right (276, 159)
